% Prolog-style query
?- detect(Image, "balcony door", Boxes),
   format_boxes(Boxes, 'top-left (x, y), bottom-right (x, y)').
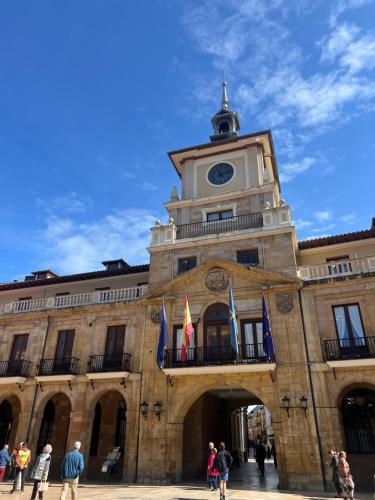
top-left (7, 334), bottom-right (29, 375)
top-left (204, 303), bottom-right (233, 363)
top-left (104, 325), bottom-right (125, 370)
top-left (241, 320), bottom-right (266, 359)
top-left (53, 330), bottom-right (75, 373)
top-left (333, 304), bottom-right (367, 356)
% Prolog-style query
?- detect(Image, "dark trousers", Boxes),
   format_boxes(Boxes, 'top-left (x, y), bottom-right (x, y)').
top-left (208, 475), bottom-right (217, 489)
top-left (12, 467), bottom-right (27, 492)
top-left (31, 479), bottom-right (44, 499)
top-left (258, 459), bottom-right (265, 475)
top-left (334, 480), bottom-right (342, 495)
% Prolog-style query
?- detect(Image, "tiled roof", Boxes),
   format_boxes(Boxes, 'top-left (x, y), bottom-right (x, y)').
top-left (0, 264), bottom-right (149, 291)
top-left (298, 227), bottom-right (375, 250)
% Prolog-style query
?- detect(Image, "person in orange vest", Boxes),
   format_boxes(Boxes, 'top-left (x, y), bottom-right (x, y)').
top-left (10, 441), bottom-right (31, 494)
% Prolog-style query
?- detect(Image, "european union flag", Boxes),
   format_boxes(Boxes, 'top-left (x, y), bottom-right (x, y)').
top-left (262, 291), bottom-right (275, 360)
top-left (157, 303), bottom-right (169, 369)
top-left (229, 286), bottom-right (239, 354)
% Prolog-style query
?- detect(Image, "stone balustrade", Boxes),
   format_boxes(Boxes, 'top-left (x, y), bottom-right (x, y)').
top-left (0, 285), bottom-right (147, 315)
top-left (298, 255), bottom-right (375, 280)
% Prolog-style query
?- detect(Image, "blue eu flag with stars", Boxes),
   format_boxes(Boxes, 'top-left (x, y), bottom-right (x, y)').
top-left (262, 291), bottom-right (275, 360)
top-left (157, 303), bottom-right (169, 369)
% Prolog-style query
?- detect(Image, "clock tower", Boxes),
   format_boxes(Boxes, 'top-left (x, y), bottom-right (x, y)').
top-left (148, 83), bottom-right (296, 288)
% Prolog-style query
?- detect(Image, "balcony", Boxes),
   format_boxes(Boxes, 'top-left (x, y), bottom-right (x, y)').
top-left (163, 344), bottom-right (276, 376)
top-left (0, 359), bottom-right (31, 384)
top-left (324, 337), bottom-right (375, 368)
top-left (176, 213), bottom-right (263, 240)
top-left (0, 285), bottom-right (147, 316)
top-left (36, 357), bottom-right (80, 381)
top-left (298, 256), bottom-right (375, 281)
top-left (87, 353), bottom-right (132, 380)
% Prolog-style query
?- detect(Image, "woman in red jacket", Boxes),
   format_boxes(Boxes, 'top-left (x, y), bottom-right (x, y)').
top-left (207, 447), bottom-right (219, 491)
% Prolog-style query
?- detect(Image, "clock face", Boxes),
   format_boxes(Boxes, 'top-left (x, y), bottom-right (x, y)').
top-left (207, 163), bottom-right (234, 186)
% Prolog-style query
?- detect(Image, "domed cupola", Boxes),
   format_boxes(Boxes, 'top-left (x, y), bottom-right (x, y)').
top-left (210, 81), bottom-right (240, 143)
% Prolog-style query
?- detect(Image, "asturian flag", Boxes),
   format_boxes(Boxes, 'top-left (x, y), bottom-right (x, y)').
top-left (229, 286), bottom-right (239, 354)
top-left (156, 302), bottom-right (169, 370)
top-left (181, 290), bottom-right (194, 362)
top-left (262, 291), bottom-right (275, 360)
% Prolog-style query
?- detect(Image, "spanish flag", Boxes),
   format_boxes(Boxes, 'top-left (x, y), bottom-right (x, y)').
top-left (181, 290), bottom-right (194, 362)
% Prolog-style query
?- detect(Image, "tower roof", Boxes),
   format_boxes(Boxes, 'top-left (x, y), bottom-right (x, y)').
top-left (210, 81), bottom-right (240, 142)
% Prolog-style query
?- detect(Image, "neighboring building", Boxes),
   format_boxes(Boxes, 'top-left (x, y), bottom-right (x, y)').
top-left (248, 405), bottom-right (273, 441)
top-left (0, 83), bottom-right (374, 491)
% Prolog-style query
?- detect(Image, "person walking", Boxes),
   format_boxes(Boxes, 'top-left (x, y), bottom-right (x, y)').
top-left (8, 446), bottom-right (18, 483)
top-left (30, 444), bottom-right (52, 500)
top-left (11, 441), bottom-right (31, 494)
top-left (328, 450), bottom-right (341, 498)
top-left (338, 451), bottom-right (355, 500)
top-left (207, 447), bottom-right (218, 491)
top-left (0, 444), bottom-right (10, 482)
top-left (206, 442), bottom-right (214, 489)
top-left (255, 439), bottom-right (266, 476)
top-left (213, 442), bottom-right (233, 500)
top-left (60, 442), bottom-right (84, 500)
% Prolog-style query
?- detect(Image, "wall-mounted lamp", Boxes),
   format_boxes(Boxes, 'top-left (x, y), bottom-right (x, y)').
top-left (140, 401), bottom-right (149, 420)
top-left (154, 401), bottom-right (162, 420)
top-left (282, 395), bottom-right (290, 417)
top-left (299, 396), bottom-right (308, 417)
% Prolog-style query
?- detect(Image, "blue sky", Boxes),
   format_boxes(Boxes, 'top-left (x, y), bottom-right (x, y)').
top-left (1, 0), bottom-right (375, 282)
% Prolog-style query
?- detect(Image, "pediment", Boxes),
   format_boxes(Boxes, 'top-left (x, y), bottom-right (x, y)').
top-left (144, 257), bottom-right (300, 300)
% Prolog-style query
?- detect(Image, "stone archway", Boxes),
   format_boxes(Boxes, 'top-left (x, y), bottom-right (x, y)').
top-left (87, 390), bottom-right (127, 480)
top-left (340, 386), bottom-right (375, 491)
top-left (36, 392), bottom-right (71, 478)
top-left (0, 395), bottom-right (21, 448)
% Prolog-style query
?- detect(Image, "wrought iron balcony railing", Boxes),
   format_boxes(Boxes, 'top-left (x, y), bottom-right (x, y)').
top-left (324, 336), bottom-right (375, 361)
top-left (0, 359), bottom-right (31, 378)
top-left (164, 343), bottom-right (274, 369)
top-left (176, 213), bottom-right (263, 240)
top-left (37, 357), bottom-right (80, 376)
top-left (87, 353), bottom-right (132, 373)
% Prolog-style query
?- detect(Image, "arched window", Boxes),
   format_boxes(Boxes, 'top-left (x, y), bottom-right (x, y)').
top-left (89, 402), bottom-right (102, 457)
top-left (37, 400), bottom-right (55, 453)
top-left (219, 121), bottom-right (230, 133)
top-left (342, 389), bottom-right (375, 453)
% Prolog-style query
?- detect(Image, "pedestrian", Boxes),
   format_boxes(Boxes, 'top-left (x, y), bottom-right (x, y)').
top-left (10, 441), bottom-right (31, 494)
top-left (8, 446), bottom-right (18, 483)
top-left (338, 451), bottom-right (354, 500)
top-left (60, 441), bottom-right (85, 500)
top-left (271, 442), bottom-right (277, 468)
top-left (328, 450), bottom-right (341, 498)
top-left (0, 444), bottom-right (10, 482)
top-left (207, 447), bottom-right (218, 491)
top-left (255, 439), bottom-right (266, 476)
top-left (206, 442), bottom-right (214, 489)
top-left (213, 442), bottom-right (233, 500)
top-left (30, 444), bottom-right (52, 500)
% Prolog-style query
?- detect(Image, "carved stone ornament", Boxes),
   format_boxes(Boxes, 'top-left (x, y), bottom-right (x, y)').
top-left (151, 309), bottom-right (162, 324)
top-left (205, 267), bottom-right (230, 292)
top-left (275, 293), bottom-right (293, 314)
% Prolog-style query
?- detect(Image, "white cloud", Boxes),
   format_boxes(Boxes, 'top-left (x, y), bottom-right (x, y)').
top-left (339, 213), bottom-right (356, 224)
top-left (319, 23), bottom-right (360, 62)
top-left (293, 218), bottom-right (313, 229)
top-left (314, 209), bottom-right (333, 222)
top-left (140, 181), bottom-right (158, 191)
top-left (329, 0), bottom-right (373, 27)
top-left (36, 192), bottom-right (90, 214)
top-left (279, 157), bottom-right (316, 182)
top-left (38, 208), bottom-right (159, 274)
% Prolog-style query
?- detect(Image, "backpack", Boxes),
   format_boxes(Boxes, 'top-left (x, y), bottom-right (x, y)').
top-left (214, 451), bottom-right (228, 473)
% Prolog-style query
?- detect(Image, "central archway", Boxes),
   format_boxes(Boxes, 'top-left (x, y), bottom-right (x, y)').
top-left (182, 386), bottom-right (279, 490)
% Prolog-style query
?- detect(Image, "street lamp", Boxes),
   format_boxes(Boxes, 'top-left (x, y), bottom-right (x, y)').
top-left (282, 395), bottom-right (290, 417)
top-left (299, 396), bottom-right (308, 417)
top-left (154, 401), bottom-right (162, 420)
top-left (140, 401), bottom-right (149, 419)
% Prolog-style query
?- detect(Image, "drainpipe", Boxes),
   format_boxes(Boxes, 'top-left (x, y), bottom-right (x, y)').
top-left (26, 315), bottom-right (51, 441)
top-left (298, 289), bottom-right (327, 491)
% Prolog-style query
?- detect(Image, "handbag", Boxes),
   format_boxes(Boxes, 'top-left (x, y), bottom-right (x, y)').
top-left (38, 480), bottom-right (49, 492)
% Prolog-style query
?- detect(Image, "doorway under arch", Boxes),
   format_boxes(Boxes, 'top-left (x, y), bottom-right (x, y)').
top-left (182, 387), bottom-right (279, 490)
top-left (37, 393), bottom-right (71, 478)
top-left (0, 396), bottom-right (21, 448)
top-left (340, 387), bottom-right (375, 491)
top-left (88, 390), bottom-right (127, 480)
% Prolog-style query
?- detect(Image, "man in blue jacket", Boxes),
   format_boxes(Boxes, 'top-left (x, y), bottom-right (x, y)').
top-left (60, 441), bottom-right (84, 500)
top-left (0, 444), bottom-right (10, 482)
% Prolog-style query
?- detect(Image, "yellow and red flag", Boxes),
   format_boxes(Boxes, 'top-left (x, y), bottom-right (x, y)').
top-left (181, 290), bottom-right (194, 362)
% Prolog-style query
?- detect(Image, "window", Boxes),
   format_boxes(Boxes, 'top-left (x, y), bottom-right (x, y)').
top-left (237, 249), bottom-right (259, 266)
top-left (178, 257), bottom-right (197, 274)
top-left (333, 304), bottom-right (365, 347)
top-left (173, 324), bottom-right (196, 361)
top-left (55, 330), bottom-right (75, 359)
top-left (104, 325), bottom-right (126, 369)
top-left (55, 292), bottom-right (70, 297)
top-left (95, 287), bottom-right (110, 291)
top-left (8, 334), bottom-right (29, 374)
top-left (241, 320), bottom-right (266, 358)
top-left (206, 210), bottom-right (233, 222)
top-left (18, 296), bottom-right (32, 301)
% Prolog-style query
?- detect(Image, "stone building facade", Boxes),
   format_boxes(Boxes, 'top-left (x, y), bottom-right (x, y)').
top-left (0, 84), bottom-right (374, 491)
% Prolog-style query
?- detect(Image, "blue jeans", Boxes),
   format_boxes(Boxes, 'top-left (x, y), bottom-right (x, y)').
top-left (208, 475), bottom-right (217, 489)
